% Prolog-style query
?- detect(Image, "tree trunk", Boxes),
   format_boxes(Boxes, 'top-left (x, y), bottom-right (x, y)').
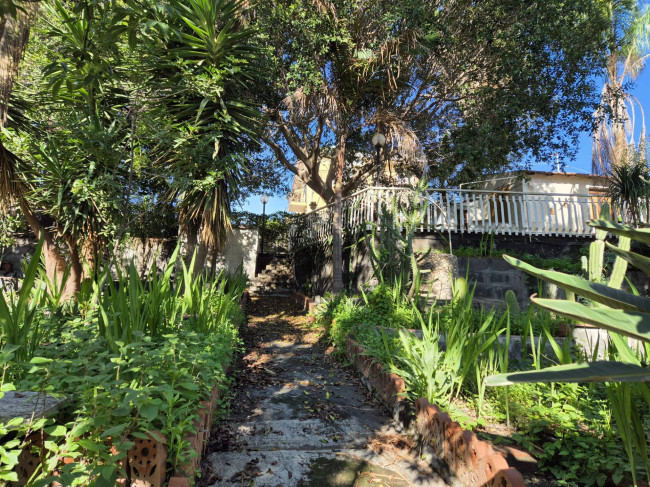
top-left (332, 134), bottom-right (347, 293)
top-left (1, 1), bottom-right (39, 127)
top-left (195, 238), bottom-right (210, 274)
top-left (18, 199), bottom-right (67, 287)
top-left (182, 220), bottom-right (200, 271)
top-left (62, 234), bottom-right (82, 300)
top-left (81, 233), bottom-right (100, 280)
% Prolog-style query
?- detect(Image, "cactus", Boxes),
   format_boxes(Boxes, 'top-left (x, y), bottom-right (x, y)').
top-left (580, 203), bottom-right (630, 291)
top-left (608, 234), bottom-right (631, 290)
top-left (504, 289), bottom-right (521, 316)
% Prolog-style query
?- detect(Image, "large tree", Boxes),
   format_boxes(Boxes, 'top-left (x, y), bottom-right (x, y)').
top-left (2, 0), bottom-right (264, 294)
top-left (254, 0), bottom-right (608, 291)
top-left (0, 1), bottom-right (79, 294)
top-left (3, 0), bottom-right (146, 297)
top-left (592, 0), bottom-right (650, 175)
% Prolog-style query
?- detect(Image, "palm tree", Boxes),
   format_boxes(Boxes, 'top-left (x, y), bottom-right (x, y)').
top-left (592, 0), bottom-right (650, 175)
top-left (159, 0), bottom-right (263, 272)
top-left (0, 2), bottom-right (71, 292)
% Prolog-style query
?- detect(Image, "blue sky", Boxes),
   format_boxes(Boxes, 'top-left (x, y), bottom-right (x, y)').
top-left (241, 69), bottom-right (650, 215)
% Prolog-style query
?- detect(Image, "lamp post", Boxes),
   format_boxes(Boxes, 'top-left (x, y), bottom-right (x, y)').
top-left (372, 131), bottom-right (386, 186)
top-left (260, 194), bottom-right (269, 257)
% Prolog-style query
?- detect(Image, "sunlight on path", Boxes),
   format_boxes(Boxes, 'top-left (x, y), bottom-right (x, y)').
top-left (198, 296), bottom-right (449, 487)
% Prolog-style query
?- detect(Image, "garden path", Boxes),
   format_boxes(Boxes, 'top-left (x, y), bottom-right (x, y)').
top-left (199, 296), bottom-right (449, 487)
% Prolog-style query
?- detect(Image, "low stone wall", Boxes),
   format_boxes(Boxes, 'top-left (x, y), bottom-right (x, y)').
top-left (0, 229), bottom-right (259, 279)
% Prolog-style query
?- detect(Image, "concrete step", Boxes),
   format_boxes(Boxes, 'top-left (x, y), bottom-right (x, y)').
top-left (227, 418), bottom-right (370, 451)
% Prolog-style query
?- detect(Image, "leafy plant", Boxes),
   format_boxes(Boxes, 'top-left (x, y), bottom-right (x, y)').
top-left (487, 218), bottom-right (650, 485)
top-left (386, 309), bottom-right (455, 405)
top-left (0, 238), bottom-right (46, 363)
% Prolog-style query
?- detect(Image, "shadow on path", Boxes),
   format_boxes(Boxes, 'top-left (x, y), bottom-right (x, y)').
top-left (198, 296), bottom-right (449, 487)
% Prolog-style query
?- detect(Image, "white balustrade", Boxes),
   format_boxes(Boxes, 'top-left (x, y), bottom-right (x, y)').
top-left (289, 187), bottom-right (636, 249)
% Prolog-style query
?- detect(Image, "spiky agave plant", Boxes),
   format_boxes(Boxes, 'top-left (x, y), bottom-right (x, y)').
top-left (487, 219), bottom-right (650, 484)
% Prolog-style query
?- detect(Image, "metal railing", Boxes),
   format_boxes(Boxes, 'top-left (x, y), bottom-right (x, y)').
top-left (289, 186), bottom-right (632, 249)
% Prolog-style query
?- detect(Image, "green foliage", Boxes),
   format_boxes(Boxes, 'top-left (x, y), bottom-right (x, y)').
top-left (0, 238), bottom-right (46, 362)
top-left (387, 316), bottom-right (455, 405)
top-left (490, 381), bottom-right (638, 486)
top-left (314, 268), bottom-right (650, 484)
top-left (488, 218), bottom-right (650, 485)
top-left (317, 284), bottom-right (417, 353)
top-left (0, 246), bottom-right (245, 484)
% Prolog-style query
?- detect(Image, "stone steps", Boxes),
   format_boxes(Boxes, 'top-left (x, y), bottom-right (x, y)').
top-left (201, 297), bottom-right (450, 486)
top-left (249, 254), bottom-right (294, 296)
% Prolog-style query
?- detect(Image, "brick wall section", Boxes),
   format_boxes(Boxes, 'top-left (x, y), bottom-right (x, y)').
top-left (346, 336), bottom-right (406, 415)
top-left (292, 291), bottom-right (317, 314)
top-left (346, 337), bottom-right (526, 487)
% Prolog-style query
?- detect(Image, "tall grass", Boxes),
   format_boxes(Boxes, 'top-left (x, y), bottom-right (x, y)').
top-left (96, 246), bottom-right (247, 351)
top-left (0, 239), bottom-right (46, 362)
top-left (380, 279), bottom-right (508, 416)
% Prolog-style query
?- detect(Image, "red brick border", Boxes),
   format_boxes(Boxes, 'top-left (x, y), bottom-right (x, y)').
top-left (345, 336), bottom-right (526, 487)
top-left (169, 292), bottom-right (249, 487)
top-left (292, 291), bottom-right (317, 313)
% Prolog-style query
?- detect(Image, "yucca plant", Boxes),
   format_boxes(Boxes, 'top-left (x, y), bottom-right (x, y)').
top-left (487, 219), bottom-right (650, 485)
top-left (607, 147), bottom-right (650, 227)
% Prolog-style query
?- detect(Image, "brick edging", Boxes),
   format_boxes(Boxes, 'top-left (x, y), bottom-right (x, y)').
top-left (345, 336), bottom-right (526, 487)
top-left (292, 291), bottom-right (317, 313)
top-left (240, 290), bottom-right (250, 309)
top-left (169, 291), bottom-right (249, 487)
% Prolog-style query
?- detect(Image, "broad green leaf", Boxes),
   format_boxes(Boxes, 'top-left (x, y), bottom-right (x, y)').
top-left (504, 255), bottom-right (650, 311)
top-left (606, 242), bottom-right (650, 277)
top-left (45, 425), bottom-right (67, 436)
top-left (29, 356), bottom-right (52, 365)
top-left (590, 220), bottom-right (650, 245)
top-left (139, 403), bottom-right (159, 422)
top-left (531, 297), bottom-right (650, 343)
top-left (486, 361), bottom-right (650, 386)
top-left (100, 423), bottom-right (129, 439)
top-left (76, 439), bottom-right (104, 452)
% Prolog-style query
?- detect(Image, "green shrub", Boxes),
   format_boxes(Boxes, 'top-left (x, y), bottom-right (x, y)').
top-left (0, 248), bottom-right (246, 484)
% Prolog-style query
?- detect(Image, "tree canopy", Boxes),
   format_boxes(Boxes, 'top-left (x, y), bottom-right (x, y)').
top-left (1, 0), bottom-right (265, 295)
top-left (254, 0), bottom-right (609, 201)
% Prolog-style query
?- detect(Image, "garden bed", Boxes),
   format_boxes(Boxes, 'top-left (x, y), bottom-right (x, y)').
top-left (1, 246), bottom-right (249, 486)
top-left (312, 279), bottom-right (649, 487)
top-left (345, 336), bottom-right (527, 487)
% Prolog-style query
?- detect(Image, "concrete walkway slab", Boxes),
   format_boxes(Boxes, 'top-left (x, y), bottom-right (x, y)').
top-left (199, 296), bottom-right (449, 487)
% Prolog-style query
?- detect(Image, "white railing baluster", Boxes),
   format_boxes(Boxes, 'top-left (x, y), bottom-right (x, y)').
top-left (288, 186), bottom-right (648, 249)
top-left (513, 195), bottom-right (520, 236)
top-left (496, 194), bottom-right (504, 235)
